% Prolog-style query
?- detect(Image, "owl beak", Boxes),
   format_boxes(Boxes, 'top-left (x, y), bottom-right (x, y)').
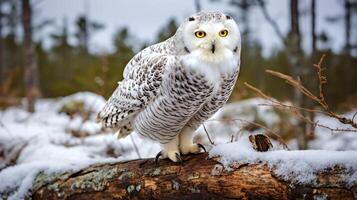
top-left (211, 43), bottom-right (215, 54)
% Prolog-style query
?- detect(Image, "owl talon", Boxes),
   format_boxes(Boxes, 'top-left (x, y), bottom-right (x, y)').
top-left (175, 152), bottom-right (182, 163)
top-left (155, 151), bottom-right (162, 165)
top-left (155, 150), bottom-right (182, 164)
top-left (180, 143), bottom-right (206, 155)
top-left (197, 143), bottom-right (206, 152)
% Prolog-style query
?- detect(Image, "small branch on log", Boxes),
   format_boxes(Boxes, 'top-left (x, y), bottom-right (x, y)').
top-left (32, 153), bottom-right (356, 200)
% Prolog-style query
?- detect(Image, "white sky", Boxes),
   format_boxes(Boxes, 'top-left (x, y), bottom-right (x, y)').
top-left (36, 0), bottom-right (348, 56)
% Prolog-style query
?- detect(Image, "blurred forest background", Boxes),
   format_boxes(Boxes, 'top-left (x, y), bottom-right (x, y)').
top-left (0, 0), bottom-right (356, 115)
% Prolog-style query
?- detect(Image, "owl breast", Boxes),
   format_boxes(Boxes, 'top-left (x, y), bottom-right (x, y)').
top-left (133, 54), bottom-right (239, 144)
top-left (182, 50), bottom-right (238, 88)
top-left (133, 62), bottom-right (213, 143)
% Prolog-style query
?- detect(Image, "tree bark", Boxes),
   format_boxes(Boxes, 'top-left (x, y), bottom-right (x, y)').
top-left (311, 0), bottom-right (317, 53)
top-left (22, 0), bottom-right (40, 112)
top-left (289, 0), bottom-right (301, 50)
top-left (344, 0), bottom-right (352, 54)
top-left (0, 0), bottom-right (4, 95)
top-left (32, 153), bottom-right (357, 200)
top-left (288, 0), bottom-right (312, 150)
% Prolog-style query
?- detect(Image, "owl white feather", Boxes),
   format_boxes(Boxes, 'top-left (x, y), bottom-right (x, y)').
top-left (97, 11), bottom-right (241, 162)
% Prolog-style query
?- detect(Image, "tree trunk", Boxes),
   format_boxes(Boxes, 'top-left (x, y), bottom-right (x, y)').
top-left (344, 0), bottom-right (351, 54)
top-left (194, 0), bottom-right (201, 12)
top-left (0, 0), bottom-right (3, 96)
top-left (22, 0), bottom-right (40, 112)
top-left (289, 0), bottom-right (301, 49)
top-left (311, 0), bottom-right (317, 53)
top-left (31, 153), bottom-right (357, 200)
top-left (306, 0), bottom-right (318, 143)
top-left (288, 0), bottom-right (308, 150)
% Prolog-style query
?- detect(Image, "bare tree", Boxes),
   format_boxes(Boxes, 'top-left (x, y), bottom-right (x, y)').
top-left (22, 0), bottom-right (40, 112)
top-left (257, 0), bottom-right (312, 149)
top-left (344, 0), bottom-right (351, 54)
top-left (305, 0), bottom-right (318, 149)
top-left (288, 0), bottom-right (312, 149)
top-left (0, 0), bottom-right (4, 95)
top-left (311, 0), bottom-right (317, 53)
top-left (195, 0), bottom-right (201, 12)
top-left (256, 0), bottom-right (285, 43)
top-left (230, 0), bottom-right (255, 43)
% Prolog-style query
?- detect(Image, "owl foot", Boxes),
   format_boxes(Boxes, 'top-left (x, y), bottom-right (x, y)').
top-left (180, 143), bottom-right (206, 155)
top-left (155, 151), bottom-right (182, 165)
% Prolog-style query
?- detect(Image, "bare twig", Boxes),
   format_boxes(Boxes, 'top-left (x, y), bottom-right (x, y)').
top-left (266, 70), bottom-right (321, 104)
top-left (314, 55), bottom-right (328, 109)
top-left (0, 141), bottom-right (29, 170)
top-left (352, 112), bottom-right (357, 124)
top-left (256, 0), bottom-right (286, 43)
top-left (258, 103), bottom-right (328, 116)
top-left (202, 123), bottom-right (215, 145)
top-left (206, 118), bottom-right (289, 150)
top-left (0, 119), bottom-right (13, 138)
top-left (233, 126), bottom-right (246, 142)
top-left (244, 82), bottom-right (275, 101)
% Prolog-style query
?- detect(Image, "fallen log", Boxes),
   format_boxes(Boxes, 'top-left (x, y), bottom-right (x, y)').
top-left (32, 153), bottom-right (357, 200)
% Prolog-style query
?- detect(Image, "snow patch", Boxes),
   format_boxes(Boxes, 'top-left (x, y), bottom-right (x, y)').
top-left (309, 111), bottom-right (357, 150)
top-left (209, 135), bottom-right (357, 186)
top-left (0, 92), bottom-right (159, 199)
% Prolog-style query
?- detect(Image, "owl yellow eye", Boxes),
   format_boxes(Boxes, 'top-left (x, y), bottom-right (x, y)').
top-left (194, 31), bottom-right (206, 38)
top-left (219, 30), bottom-right (228, 37)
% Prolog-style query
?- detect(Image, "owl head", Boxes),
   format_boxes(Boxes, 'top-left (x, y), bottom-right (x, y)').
top-left (176, 11), bottom-right (241, 63)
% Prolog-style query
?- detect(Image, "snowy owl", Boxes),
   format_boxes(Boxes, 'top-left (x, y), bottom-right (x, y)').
top-left (97, 11), bottom-right (241, 162)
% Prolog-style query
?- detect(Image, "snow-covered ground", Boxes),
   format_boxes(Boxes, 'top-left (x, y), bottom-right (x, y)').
top-left (0, 92), bottom-right (356, 199)
top-left (0, 92), bottom-right (160, 199)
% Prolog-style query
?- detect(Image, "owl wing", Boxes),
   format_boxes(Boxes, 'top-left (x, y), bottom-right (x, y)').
top-left (97, 49), bottom-right (173, 129)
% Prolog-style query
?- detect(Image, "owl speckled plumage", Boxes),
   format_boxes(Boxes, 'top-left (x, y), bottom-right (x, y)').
top-left (97, 11), bottom-right (241, 162)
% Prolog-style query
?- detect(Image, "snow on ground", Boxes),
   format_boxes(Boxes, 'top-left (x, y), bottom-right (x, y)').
top-left (0, 93), bottom-right (356, 199)
top-left (0, 92), bottom-right (159, 199)
top-left (309, 111), bottom-right (357, 150)
top-left (194, 98), bottom-right (283, 146)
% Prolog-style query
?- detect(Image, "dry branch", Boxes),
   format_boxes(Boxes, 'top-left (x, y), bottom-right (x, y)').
top-left (245, 82), bottom-right (356, 133)
top-left (31, 153), bottom-right (357, 200)
top-left (244, 55), bottom-right (357, 133)
top-left (202, 123), bottom-right (215, 145)
top-left (256, 0), bottom-right (286, 43)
